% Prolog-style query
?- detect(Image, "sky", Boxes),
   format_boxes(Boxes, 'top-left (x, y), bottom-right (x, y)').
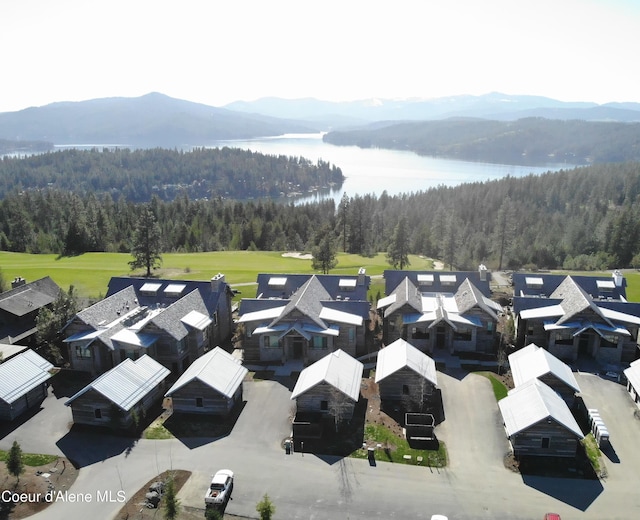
top-left (1, 0), bottom-right (640, 113)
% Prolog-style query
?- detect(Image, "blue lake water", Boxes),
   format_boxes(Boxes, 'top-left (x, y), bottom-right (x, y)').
top-left (208, 133), bottom-right (573, 203)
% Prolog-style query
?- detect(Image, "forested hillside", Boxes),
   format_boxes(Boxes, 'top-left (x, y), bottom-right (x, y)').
top-left (0, 147), bottom-right (344, 201)
top-left (323, 118), bottom-right (640, 165)
top-left (1, 158), bottom-right (639, 272)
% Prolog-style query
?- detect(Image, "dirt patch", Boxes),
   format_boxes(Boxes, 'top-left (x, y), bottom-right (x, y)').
top-left (0, 457), bottom-right (79, 520)
top-left (360, 376), bottom-right (404, 440)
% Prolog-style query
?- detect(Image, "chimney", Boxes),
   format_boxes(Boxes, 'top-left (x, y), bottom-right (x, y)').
top-left (612, 269), bottom-right (624, 287)
top-left (11, 277), bottom-right (26, 289)
top-left (211, 273), bottom-right (226, 292)
top-left (478, 264), bottom-right (487, 282)
top-left (357, 267), bottom-right (366, 286)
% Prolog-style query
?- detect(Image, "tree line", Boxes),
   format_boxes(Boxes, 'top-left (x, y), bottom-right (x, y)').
top-left (0, 147), bottom-right (344, 201)
top-left (323, 118), bottom-right (640, 166)
top-left (1, 160), bottom-right (640, 271)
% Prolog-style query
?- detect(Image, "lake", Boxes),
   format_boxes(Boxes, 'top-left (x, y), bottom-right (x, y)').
top-left (208, 133), bottom-right (572, 204)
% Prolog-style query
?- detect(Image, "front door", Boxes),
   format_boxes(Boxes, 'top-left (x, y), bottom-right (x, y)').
top-left (293, 337), bottom-right (304, 359)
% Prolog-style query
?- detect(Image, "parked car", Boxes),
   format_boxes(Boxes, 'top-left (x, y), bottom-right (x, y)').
top-left (205, 469), bottom-right (234, 507)
top-left (543, 514), bottom-right (561, 520)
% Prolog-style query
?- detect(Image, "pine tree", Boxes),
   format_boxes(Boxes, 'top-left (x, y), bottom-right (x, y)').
top-left (311, 228), bottom-right (338, 274)
top-left (6, 441), bottom-right (24, 484)
top-left (387, 216), bottom-right (411, 269)
top-left (256, 493), bottom-right (275, 520)
top-left (129, 205), bottom-right (163, 277)
top-left (163, 476), bottom-right (180, 520)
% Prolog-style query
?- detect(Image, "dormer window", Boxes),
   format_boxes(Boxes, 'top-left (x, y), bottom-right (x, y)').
top-left (268, 277), bottom-right (287, 289)
top-left (440, 274), bottom-right (456, 287)
top-left (417, 274), bottom-right (434, 287)
top-left (140, 282), bottom-right (162, 296)
top-left (339, 279), bottom-right (357, 291)
top-left (164, 284), bottom-right (186, 297)
top-left (525, 277), bottom-right (544, 289)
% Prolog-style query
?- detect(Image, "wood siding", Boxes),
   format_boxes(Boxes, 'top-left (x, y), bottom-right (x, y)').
top-left (170, 379), bottom-right (242, 416)
top-left (295, 382), bottom-right (357, 421)
top-left (0, 384), bottom-right (47, 421)
top-left (508, 418), bottom-right (581, 458)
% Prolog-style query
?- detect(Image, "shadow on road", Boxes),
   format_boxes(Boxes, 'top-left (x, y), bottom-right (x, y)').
top-left (522, 475), bottom-right (604, 511)
top-left (56, 426), bottom-right (138, 468)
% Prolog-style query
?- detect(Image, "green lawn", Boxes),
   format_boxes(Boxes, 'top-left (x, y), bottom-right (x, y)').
top-left (0, 251), bottom-right (434, 299)
top-left (477, 372), bottom-right (509, 401)
top-left (352, 423), bottom-right (447, 467)
top-left (0, 449), bottom-right (59, 467)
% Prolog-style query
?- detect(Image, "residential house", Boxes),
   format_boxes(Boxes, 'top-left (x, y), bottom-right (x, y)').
top-left (378, 266), bottom-right (502, 354)
top-left (238, 271), bottom-right (371, 364)
top-left (375, 338), bottom-right (443, 422)
top-left (0, 349), bottom-right (54, 421)
top-left (65, 354), bottom-right (169, 430)
top-left (498, 379), bottom-right (584, 458)
top-left (63, 276), bottom-right (232, 376)
top-left (165, 347), bottom-right (248, 416)
top-left (509, 343), bottom-right (581, 407)
top-left (0, 276), bottom-right (61, 346)
top-left (291, 349), bottom-right (364, 438)
top-left (512, 272), bottom-right (640, 364)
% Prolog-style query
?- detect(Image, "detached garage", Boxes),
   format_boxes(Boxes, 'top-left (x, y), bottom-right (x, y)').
top-left (165, 347), bottom-right (248, 416)
top-left (0, 349), bottom-right (54, 421)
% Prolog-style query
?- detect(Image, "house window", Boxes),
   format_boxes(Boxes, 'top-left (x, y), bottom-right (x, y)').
top-left (177, 339), bottom-right (186, 354)
top-left (212, 312), bottom-right (218, 326)
top-left (402, 385), bottom-right (409, 395)
top-left (312, 336), bottom-right (328, 349)
top-left (348, 327), bottom-right (355, 343)
top-left (75, 344), bottom-right (92, 359)
top-left (94, 408), bottom-right (103, 419)
top-left (555, 330), bottom-right (573, 345)
top-left (264, 335), bottom-right (279, 348)
top-left (196, 397), bottom-right (203, 407)
top-left (487, 322), bottom-right (494, 332)
top-left (453, 327), bottom-right (472, 341)
top-left (601, 333), bottom-right (618, 348)
top-left (541, 437), bottom-right (550, 449)
top-left (320, 400), bottom-right (328, 411)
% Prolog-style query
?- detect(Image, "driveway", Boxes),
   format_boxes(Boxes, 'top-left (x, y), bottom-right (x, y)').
top-left (9, 370), bottom-right (640, 519)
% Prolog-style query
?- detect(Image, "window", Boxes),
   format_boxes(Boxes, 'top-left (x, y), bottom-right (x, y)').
top-left (402, 385), bottom-right (409, 395)
top-left (453, 327), bottom-right (472, 341)
top-left (601, 333), bottom-right (618, 348)
top-left (541, 437), bottom-right (550, 449)
top-left (487, 322), bottom-right (494, 332)
top-left (320, 400), bottom-right (328, 411)
top-left (312, 336), bottom-right (328, 349)
top-left (94, 408), bottom-right (102, 419)
top-left (264, 335), bottom-right (279, 348)
top-left (348, 327), bottom-right (355, 343)
top-left (75, 344), bottom-right (92, 359)
top-left (196, 397), bottom-right (203, 408)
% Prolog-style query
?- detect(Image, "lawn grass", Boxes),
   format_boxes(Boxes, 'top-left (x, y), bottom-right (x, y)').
top-left (478, 372), bottom-right (509, 401)
top-left (581, 433), bottom-right (603, 475)
top-left (0, 251), bottom-right (434, 299)
top-left (0, 449), bottom-right (59, 467)
top-left (352, 423), bottom-right (447, 467)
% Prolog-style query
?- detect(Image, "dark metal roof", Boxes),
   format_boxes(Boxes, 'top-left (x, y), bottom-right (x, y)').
top-left (383, 269), bottom-right (492, 298)
top-left (255, 272), bottom-right (370, 301)
top-left (512, 272), bottom-right (626, 300)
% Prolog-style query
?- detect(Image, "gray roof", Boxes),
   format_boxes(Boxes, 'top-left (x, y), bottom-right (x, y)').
top-left (509, 343), bottom-right (580, 393)
top-left (551, 277), bottom-right (613, 327)
top-left (65, 354), bottom-right (169, 411)
top-left (291, 349), bottom-right (363, 401)
top-left (0, 277), bottom-right (60, 317)
top-left (375, 338), bottom-right (437, 386)
top-left (498, 379), bottom-right (583, 438)
top-left (165, 347), bottom-right (248, 398)
top-left (0, 349), bottom-right (54, 405)
top-left (271, 276), bottom-right (331, 329)
top-left (455, 278), bottom-right (502, 318)
top-left (383, 277), bottom-right (422, 317)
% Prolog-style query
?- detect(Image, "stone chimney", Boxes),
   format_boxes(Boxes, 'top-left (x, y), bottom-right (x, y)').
top-left (11, 277), bottom-right (26, 289)
top-left (612, 269), bottom-right (624, 287)
top-left (478, 264), bottom-right (488, 282)
top-left (211, 273), bottom-right (226, 292)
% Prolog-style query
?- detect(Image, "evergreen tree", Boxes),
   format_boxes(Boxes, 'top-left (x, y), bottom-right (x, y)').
top-left (6, 440), bottom-right (24, 484)
top-left (129, 205), bottom-right (163, 277)
top-left (494, 197), bottom-right (516, 270)
top-left (163, 476), bottom-right (180, 520)
top-left (36, 285), bottom-right (78, 364)
top-left (256, 493), bottom-right (275, 520)
top-left (387, 216), bottom-right (411, 269)
top-left (311, 228), bottom-right (338, 274)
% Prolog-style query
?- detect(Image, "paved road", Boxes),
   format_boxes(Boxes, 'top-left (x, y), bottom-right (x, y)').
top-left (4, 372), bottom-right (640, 519)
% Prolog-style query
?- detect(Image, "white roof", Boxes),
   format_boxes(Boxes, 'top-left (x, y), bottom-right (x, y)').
top-left (181, 310), bottom-right (213, 331)
top-left (291, 349), bottom-right (363, 401)
top-left (509, 344), bottom-right (580, 393)
top-left (375, 338), bottom-right (437, 386)
top-left (0, 343), bottom-right (27, 360)
top-left (164, 283), bottom-right (186, 296)
top-left (440, 274), bottom-right (457, 283)
top-left (165, 347), bottom-right (248, 398)
top-left (596, 280), bottom-right (616, 289)
top-left (0, 349), bottom-right (53, 405)
top-left (140, 282), bottom-right (162, 293)
top-left (238, 306), bottom-right (286, 323)
top-left (65, 355), bottom-right (169, 411)
top-left (376, 294), bottom-right (396, 309)
top-left (110, 328), bottom-right (158, 348)
top-left (600, 307), bottom-right (640, 325)
top-left (268, 276), bottom-right (287, 287)
top-left (520, 304), bottom-right (564, 320)
top-left (318, 307), bottom-right (363, 326)
top-left (624, 361), bottom-right (640, 394)
top-left (417, 274), bottom-right (434, 283)
top-left (499, 379), bottom-right (583, 438)
top-left (338, 278), bottom-right (357, 288)
top-left (525, 276), bottom-right (544, 286)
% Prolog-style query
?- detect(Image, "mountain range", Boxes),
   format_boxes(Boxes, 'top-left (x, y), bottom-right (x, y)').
top-left (1, 92), bottom-right (639, 149)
